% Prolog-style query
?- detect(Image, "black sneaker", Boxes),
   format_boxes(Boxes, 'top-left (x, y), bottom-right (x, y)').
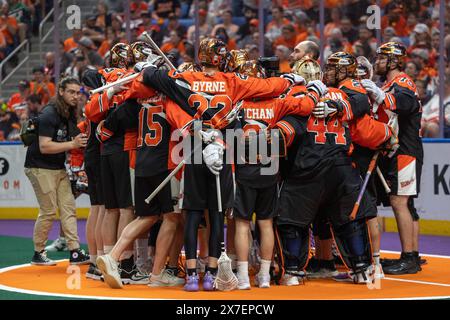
top-left (383, 252), bottom-right (419, 275)
top-left (120, 256), bottom-right (149, 285)
top-left (31, 250), bottom-right (57, 266)
top-left (166, 265), bottom-right (181, 278)
top-left (412, 252), bottom-right (427, 271)
top-left (86, 263), bottom-right (103, 280)
top-left (380, 257), bottom-right (401, 267)
top-left (69, 248), bottom-right (90, 265)
top-left (121, 266), bottom-right (149, 285)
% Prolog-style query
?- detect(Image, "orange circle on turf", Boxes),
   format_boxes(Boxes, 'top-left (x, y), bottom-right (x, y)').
top-left (1, 253), bottom-right (450, 300)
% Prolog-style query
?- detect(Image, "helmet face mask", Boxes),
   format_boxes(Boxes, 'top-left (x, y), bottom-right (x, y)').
top-left (224, 49), bottom-right (249, 72)
top-left (177, 62), bottom-right (202, 72)
top-left (292, 58), bottom-right (322, 83)
top-left (237, 60), bottom-right (266, 78)
top-left (131, 41), bottom-right (153, 63)
top-left (323, 65), bottom-right (338, 86)
top-left (374, 42), bottom-right (406, 76)
top-left (198, 38), bottom-right (228, 70)
top-left (374, 54), bottom-right (390, 76)
top-left (324, 52), bottom-right (356, 86)
top-left (110, 43), bottom-right (133, 68)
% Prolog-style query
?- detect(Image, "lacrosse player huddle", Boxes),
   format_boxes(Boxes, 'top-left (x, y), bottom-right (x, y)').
top-left (76, 34), bottom-right (423, 292)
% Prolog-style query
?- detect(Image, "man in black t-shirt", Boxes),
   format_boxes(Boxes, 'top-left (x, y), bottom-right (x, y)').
top-left (24, 77), bottom-right (90, 266)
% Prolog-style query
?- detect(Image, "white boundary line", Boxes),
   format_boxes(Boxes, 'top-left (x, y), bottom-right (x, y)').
top-left (0, 260), bottom-right (66, 273)
top-left (384, 277), bottom-right (450, 287)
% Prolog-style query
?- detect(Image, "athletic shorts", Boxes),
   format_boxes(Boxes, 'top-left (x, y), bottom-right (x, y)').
top-left (384, 154), bottom-right (422, 197)
top-left (101, 151), bottom-right (133, 209)
top-left (179, 162), bottom-right (234, 211)
top-left (277, 163), bottom-right (373, 229)
top-left (134, 172), bottom-right (175, 217)
top-left (233, 181), bottom-right (277, 221)
top-left (85, 159), bottom-right (104, 206)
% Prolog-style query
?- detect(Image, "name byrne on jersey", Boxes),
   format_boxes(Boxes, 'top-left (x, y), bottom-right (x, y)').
top-left (192, 81), bottom-right (226, 93)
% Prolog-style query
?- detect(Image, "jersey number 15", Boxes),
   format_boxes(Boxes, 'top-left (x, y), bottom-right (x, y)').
top-left (137, 105), bottom-right (164, 147)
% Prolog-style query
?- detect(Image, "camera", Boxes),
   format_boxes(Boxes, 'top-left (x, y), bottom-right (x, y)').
top-left (258, 56), bottom-right (280, 77)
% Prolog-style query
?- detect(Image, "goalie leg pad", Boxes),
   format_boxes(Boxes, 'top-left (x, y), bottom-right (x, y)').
top-left (333, 219), bottom-right (373, 281)
top-left (277, 224), bottom-right (310, 273)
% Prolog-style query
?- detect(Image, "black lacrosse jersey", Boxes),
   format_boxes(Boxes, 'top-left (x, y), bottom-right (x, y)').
top-left (84, 119), bottom-right (100, 163)
top-left (277, 114), bottom-right (352, 180)
top-left (339, 79), bottom-right (374, 173)
top-left (378, 72), bottom-right (423, 163)
top-left (100, 99), bottom-right (140, 156)
top-left (136, 94), bottom-right (172, 177)
top-left (236, 92), bottom-right (317, 187)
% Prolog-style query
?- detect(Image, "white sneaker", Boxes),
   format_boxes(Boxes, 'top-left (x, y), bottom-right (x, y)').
top-left (255, 273), bottom-right (271, 288)
top-left (237, 274), bottom-right (251, 290)
top-left (281, 274), bottom-right (300, 286)
top-left (352, 265), bottom-right (375, 284)
top-left (96, 255), bottom-right (123, 289)
top-left (148, 268), bottom-right (185, 287)
top-left (45, 237), bottom-right (68, 252)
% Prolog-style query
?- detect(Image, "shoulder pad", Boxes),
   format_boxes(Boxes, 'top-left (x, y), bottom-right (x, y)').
top-left (340, 79), bottom-right (366, 94)
top-left (392, 74), bottom-right (416, 92)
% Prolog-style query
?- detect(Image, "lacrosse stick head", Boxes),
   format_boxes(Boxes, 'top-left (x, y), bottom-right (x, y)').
top-left (213, 242), bottom-right (238, 291)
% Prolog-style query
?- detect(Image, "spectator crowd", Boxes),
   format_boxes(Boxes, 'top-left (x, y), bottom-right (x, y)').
top-left (1, 0), bottom-right (450, 140)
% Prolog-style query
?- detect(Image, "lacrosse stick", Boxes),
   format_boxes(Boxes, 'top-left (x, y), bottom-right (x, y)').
top-left (141, 32), bottom-right (176, 70)
top-left (350, 151), bottom-right (380, 220)
top-left (376, 166), bottom-right (391, 194)
top-left (90, 72), bottom-right (139, 95)
top-left (90, 31), bottom-right (174, 95)
top-left (213, 174), bottom-right (238, 291)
